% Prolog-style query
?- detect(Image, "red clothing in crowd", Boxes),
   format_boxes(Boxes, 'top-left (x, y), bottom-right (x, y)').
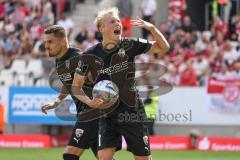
top-left (0, 103), bottom-right (4, 134)
top-left (179, 68), bottom-right (198, 86)
top-left (168, 0), bottom-right (186, 20)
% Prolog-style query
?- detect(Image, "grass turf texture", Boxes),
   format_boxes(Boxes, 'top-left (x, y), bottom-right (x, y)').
top-left (1, 148), bottom-right (240, 160)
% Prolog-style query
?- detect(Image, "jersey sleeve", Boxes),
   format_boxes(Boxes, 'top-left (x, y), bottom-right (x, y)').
top-left (75, 55), bottom-right (90, 76)
top-left (130, 37), bottom-right (152, 57)
top-left (75, 51), bottom-right (104, 82)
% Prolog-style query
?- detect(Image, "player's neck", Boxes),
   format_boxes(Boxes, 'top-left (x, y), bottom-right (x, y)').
top-left (102, 39), bottom-right (120, 50)
top-left (56, 45), bottom-right (69, 59)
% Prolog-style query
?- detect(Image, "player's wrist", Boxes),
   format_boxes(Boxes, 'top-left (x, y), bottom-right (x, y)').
top-left (85, 99), bottom-right (92, 106)
top-left (53, 97), bottom-right (62, 106)
top-left (55, 97), bottom-right (62, 103)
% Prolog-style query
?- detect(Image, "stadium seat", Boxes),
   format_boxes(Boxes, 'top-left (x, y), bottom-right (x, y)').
top-left (0, 69), bottom-right (13, 86)
top-left (26, 59), bottom-right (44, 85)
top-left (9, 59), bottom-right (27, 74)
top-left (9, 59), bottom-right (27, 86)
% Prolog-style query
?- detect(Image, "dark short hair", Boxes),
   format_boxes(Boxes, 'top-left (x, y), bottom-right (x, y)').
top-left (44, 25), bottom-right (66, 39)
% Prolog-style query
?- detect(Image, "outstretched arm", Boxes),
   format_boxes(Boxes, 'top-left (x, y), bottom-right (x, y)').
top-left (131, 17), bottom-right (170, 55)
top-left (41, 85), bottom-right (68, 114)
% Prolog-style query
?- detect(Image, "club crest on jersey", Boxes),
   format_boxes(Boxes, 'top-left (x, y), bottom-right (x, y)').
top-left (77, 60), bottom-right (82, 67)
top-left (65, 60), bottom-right (70, 69)
top-left (76, 60), bottom-right (82, 72)
top-left (118, 48), bottom-right (125, 57)
top-left (75, 128), bottom-right (84, 138)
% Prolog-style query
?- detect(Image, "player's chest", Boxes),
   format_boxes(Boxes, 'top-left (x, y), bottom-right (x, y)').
top-left (96, 51), bottom-right (131, 76)
top-left (56, 58), bottom-right (79, 82)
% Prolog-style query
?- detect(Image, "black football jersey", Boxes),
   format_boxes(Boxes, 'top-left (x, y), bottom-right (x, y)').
top-left (55, 47), bottom-right (93, 113)
top-left (76, 37), bottom-right (152, 108)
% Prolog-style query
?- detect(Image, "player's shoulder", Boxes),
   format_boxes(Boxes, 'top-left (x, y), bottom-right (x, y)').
top-left (83, 43), bottom-right (101, 55)
top-left (129, 37), bottom-right (148, 43)
top-left (120, 37), bottom-right (148, 46)
top-left (69, 47), bottom-right (82, 56)
top-left (122, 37), bottom-right (137, 41)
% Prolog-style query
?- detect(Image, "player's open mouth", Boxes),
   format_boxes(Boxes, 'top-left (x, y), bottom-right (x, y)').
top-left (114, 29), bottom-right (121, 35)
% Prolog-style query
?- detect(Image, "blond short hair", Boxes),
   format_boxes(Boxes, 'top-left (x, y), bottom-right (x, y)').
top-left (94, 7), bottom-right (119, 31)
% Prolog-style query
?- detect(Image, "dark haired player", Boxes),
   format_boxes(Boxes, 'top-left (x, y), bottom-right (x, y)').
top-left (41, 25), bottom-right (121, 160)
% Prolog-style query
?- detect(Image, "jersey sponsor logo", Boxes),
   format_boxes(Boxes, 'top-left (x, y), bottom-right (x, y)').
top-left (97, 60), bottom-right (128, 75)
top-left (58, 73), bottom-right (72, 81)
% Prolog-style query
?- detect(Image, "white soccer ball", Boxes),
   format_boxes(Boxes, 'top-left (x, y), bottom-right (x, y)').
top-left (92, 80), bottom-right (119, 109)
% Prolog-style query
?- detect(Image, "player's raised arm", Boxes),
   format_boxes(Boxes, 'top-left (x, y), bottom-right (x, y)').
top-left (41, 85), bottom-right (69, 114)
top-left (131, 17), bottom-right (170, 55)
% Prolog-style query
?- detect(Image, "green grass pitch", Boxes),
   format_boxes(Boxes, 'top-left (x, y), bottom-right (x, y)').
top-left (1, 148), bottom-right (240, 160)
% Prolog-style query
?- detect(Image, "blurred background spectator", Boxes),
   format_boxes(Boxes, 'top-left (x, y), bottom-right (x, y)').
top-left (116, 0), bottom-right (133, 37)
top-left (144, 89), bottom-right (159, 135)
top-left (140, 0), bottom-right (157, 38)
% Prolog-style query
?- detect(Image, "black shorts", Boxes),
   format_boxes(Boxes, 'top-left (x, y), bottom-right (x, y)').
top-left (68, 119), bottom-right (122, 155)
top-left (98, 106), bottom-right (150, 156)
top-left (68, 119), bottom-right (99, 155)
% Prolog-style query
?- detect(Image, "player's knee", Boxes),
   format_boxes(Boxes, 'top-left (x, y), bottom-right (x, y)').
top-left (64, 146), bottom-right (84, 156)
top-left (98, 148), bottom-right (115, 160)
top-left (63, 153), bottom-right (79, 160)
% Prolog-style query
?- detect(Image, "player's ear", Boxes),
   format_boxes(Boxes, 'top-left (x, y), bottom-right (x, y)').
top-left (99, 24), bottom-right (104, 33)
top-left (99, 27), bottom-right (103, 33)
top-left (61, 37), bottom-right (67, 45)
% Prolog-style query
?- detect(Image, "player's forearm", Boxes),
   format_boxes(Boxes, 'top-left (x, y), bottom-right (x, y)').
top-left (53, 86), bottom-right (69, 107)
top-left (149, 26), bottom-right (170, 53)
top-left (58, 85), bottom-right (69, 100)
top-left (72, 88), bottom-right (92, 105)
top-left (72, 73), bottom-right (91, 105)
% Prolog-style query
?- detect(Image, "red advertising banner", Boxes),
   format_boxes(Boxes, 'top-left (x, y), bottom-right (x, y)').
top-left (122, 135), bottom-right (190, 150)
top-left (197, 136), bottom-right (240, 151)
top-left (207, 78), bottom-right (240, 113)
top-left (2, 134), bottom-right (240, 152)
top-left (150, 136), bottom-right (190, 150)
top-left (51, 135), bottom-right (69, 147)
top-left (0, 135), bottom-right (51, 148)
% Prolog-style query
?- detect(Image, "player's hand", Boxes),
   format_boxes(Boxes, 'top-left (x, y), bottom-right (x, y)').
top-left (89, 98), bottom-right (116, 109)
top-left (88, 98), bottom-right (105, 109)
top-left (41, 102), bottom-right (58, 114)
top-left (131, 17), bottom-right (154, 31)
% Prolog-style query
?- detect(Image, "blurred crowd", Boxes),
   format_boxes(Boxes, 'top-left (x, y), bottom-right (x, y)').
top-left (136, 0), bottom-right (240, 87)
top-left (0, 0), bottom-right (240, 87)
